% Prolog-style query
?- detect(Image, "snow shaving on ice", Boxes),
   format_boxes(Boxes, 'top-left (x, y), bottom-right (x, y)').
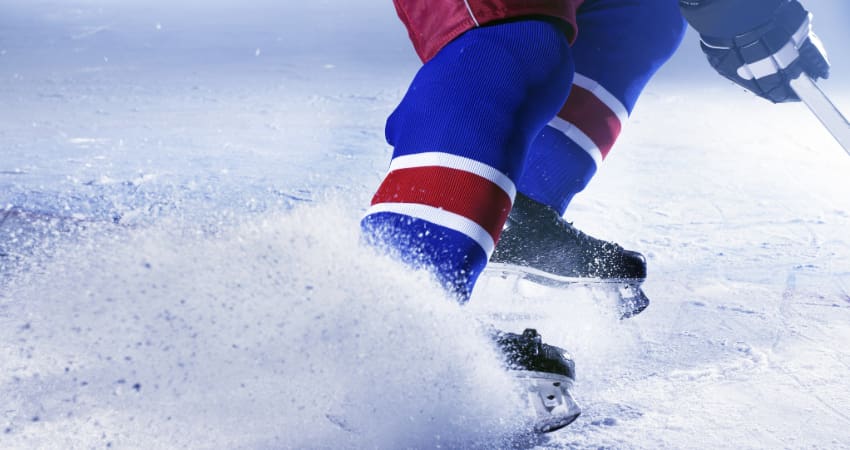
top-left (0, 199), bottom-right (553, 449)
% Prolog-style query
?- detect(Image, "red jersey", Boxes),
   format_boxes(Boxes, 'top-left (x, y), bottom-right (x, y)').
top-left (393, 0), bottom-right (583, 62)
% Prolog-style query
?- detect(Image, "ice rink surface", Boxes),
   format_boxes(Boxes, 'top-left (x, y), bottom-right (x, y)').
top-left (2, 1), bottom-right (850, 448)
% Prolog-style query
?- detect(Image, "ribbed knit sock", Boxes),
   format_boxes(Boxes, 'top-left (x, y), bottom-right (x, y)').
top-left (362, 18), bottom-right (574, 301)
top-left (517, 0), bottom-right (687, 214)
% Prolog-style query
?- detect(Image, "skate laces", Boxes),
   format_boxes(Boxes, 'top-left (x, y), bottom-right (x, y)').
top-left (557, 216), bottom-right (622, 252)
top-left (508, 193), bottom-right (623, 253)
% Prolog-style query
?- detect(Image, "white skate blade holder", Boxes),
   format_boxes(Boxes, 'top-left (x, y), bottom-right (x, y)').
top-left (790, 74), bottom-right (850, 156)
top-left (482, 263), bottom-right (649, 319)
top-left (512, 370), bottom-right (582, 433)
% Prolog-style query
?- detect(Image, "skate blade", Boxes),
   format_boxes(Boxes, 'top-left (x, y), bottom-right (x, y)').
top-left (484, 263), bottom-right (650, 319)
top-left (512, 371), bottom-right (582, 433)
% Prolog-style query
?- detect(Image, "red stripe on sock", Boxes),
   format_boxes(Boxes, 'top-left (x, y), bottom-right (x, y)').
top-left (371, 166), bottom-right (512, 244)
top-left (558, 85), bottom-right (622, 159)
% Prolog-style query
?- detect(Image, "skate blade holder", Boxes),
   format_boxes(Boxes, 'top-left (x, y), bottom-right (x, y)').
top-left (483, 264), bottom-right (649, 319)
top-left (512, 370), bottom-right (581, 433)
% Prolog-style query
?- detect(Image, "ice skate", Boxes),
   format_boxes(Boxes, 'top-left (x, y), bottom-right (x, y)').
top-left (489, 193), bottom-right (649, 318)
top-left (493, 328), bottom-right (581, 433)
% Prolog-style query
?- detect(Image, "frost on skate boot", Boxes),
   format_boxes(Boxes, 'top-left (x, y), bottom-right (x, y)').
top-left (489, 193), bottom-right (649, 318)
top-left (495, 328), bottom-right (581, 433)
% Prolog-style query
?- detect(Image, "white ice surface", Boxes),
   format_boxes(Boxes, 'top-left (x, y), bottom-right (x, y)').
top-left (2, 1), bottom-right (850, 449)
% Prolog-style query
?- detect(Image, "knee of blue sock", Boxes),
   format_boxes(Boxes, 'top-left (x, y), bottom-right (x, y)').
top-left (649, 2), bottom-right (688, 63)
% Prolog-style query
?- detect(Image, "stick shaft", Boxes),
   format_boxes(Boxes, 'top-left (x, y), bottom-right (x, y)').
top-left (790, 75), bottom-right (850, 156)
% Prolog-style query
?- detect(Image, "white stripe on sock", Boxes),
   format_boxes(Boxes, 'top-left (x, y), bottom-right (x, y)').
top-left (573, 73), bottom-right (629, 124)
top-left (365, 202), bottom-right (496, 256)
top-left (548, 116), bottom-right (604, 167)
top-left (388, 152), bottom-right (516, 200)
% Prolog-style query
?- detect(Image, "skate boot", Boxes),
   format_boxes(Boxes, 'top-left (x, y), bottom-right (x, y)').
top-left (489, 193), bottom-right (649, 318)
top-left (494, 328), bottom-right (581, 433)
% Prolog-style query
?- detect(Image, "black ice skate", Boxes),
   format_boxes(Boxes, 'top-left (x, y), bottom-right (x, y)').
top-left (494, 328), bottom-right (581, 433)
top-left (489, 193), bottom-right (649, 318)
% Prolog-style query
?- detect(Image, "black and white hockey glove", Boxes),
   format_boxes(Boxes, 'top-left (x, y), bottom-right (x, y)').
top-left (681, 0), bottom-right (830, 103)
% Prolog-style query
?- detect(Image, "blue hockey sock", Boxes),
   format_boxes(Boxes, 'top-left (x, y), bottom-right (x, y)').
top-left (362, 18), bottom-right (574, 301)
top-left (517, 1), bottom-right (687, 214)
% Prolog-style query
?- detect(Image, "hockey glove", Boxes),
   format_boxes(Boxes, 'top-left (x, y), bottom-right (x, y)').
top-left (693, 0), bottom-right (829, 103)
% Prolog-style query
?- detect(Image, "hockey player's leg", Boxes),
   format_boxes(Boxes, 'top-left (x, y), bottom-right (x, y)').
top-left (491, 0), bottom-right (688, 317)
top-left (519, 0), bottom-right (687, 212)
top-left (361, 18), bottom-right (573, 302)
top-left (361, 18), bottom-right (581, 432)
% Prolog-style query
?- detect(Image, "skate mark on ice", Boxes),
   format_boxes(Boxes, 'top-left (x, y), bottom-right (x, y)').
top-left (773, 362), bottom-right (850, 426)
top-left (582, 402), bottom-right (643, 429)
top-left (667, 341), bottom-right (768, 382)
top-left (325, 414), bottom-right (357, 433)
top-left (715, 305), bottom-right (761, 316)
top-left (684, 300), bottom-right (762, 318)
top-left (782, 266), bottom-right (800, 302)
top-left (684, 300), bottom-right (706, 307)
top-left (772, 265), bottom-right (802, 353)
top-left (772, 267), bottom-right (850, 427)
top-left (653, 217), bottom-right (832, 232)
top-left (837, 274), bottom-right (850, 305)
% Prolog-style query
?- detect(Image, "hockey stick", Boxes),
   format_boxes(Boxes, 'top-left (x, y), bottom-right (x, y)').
top-left (789, 75), bottom-right (850, 156)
